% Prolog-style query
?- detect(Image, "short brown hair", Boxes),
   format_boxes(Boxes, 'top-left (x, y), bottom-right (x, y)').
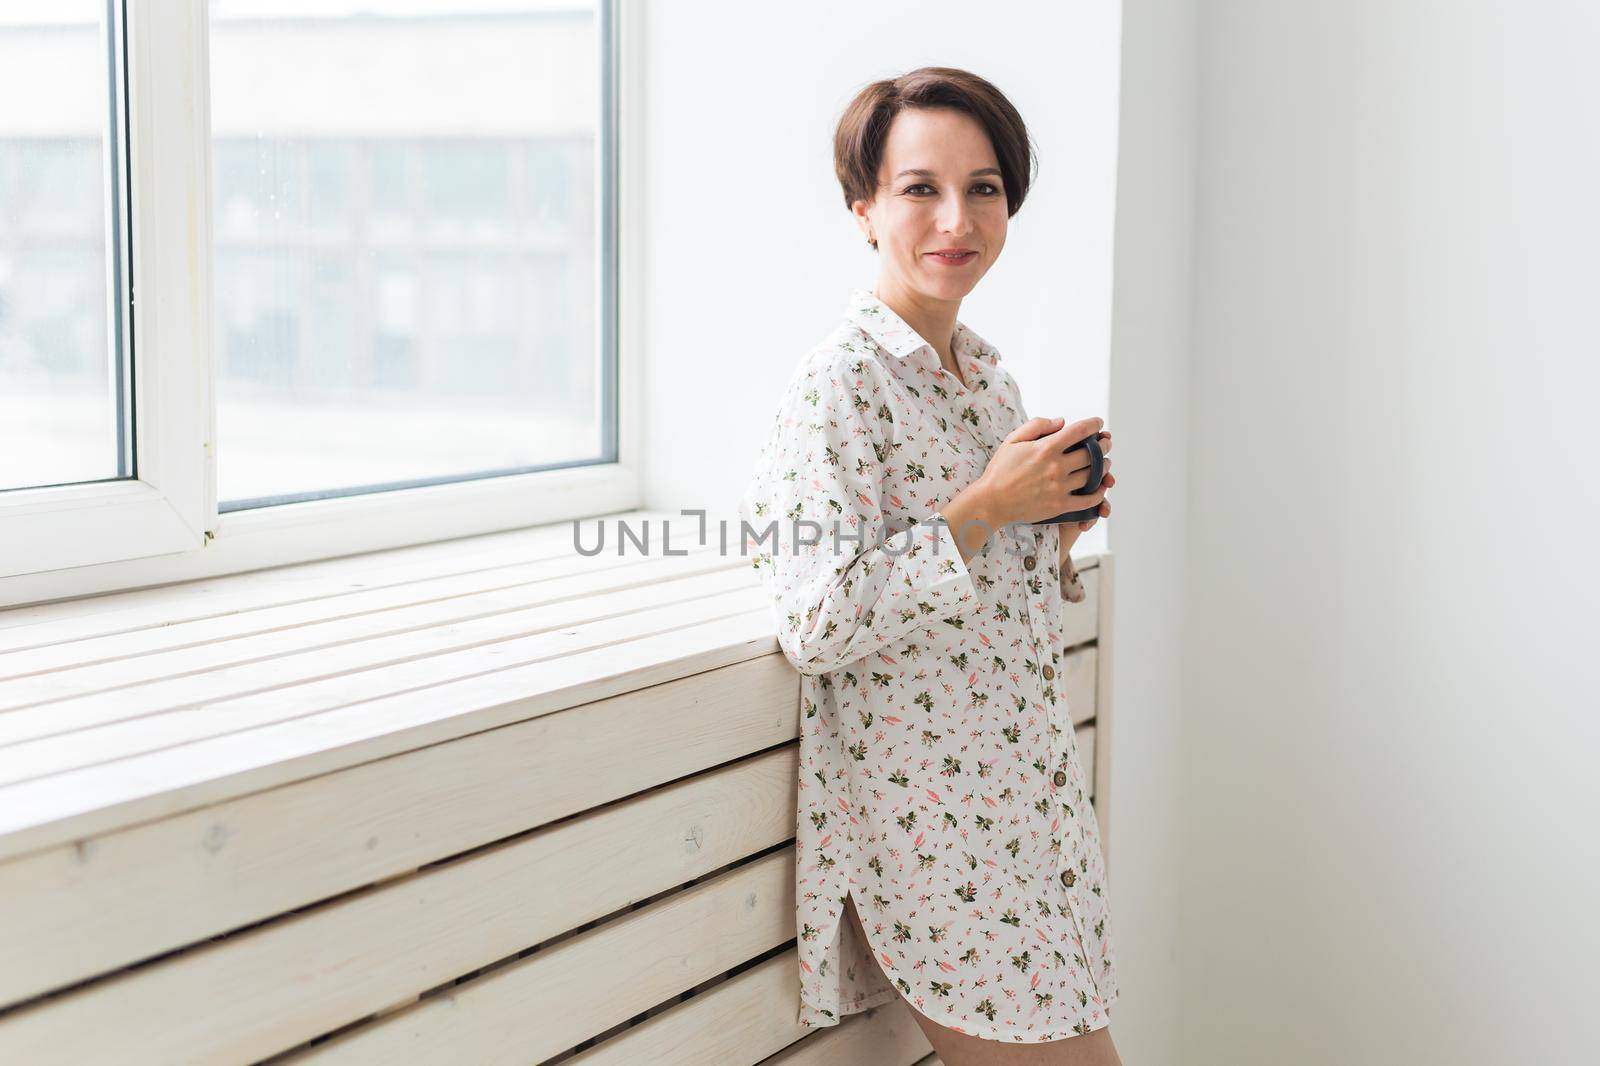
top-left (833, 66), bottom-right (1037, 237)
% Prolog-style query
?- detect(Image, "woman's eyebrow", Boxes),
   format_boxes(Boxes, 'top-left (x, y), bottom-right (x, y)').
top-left (893, 167), bottom-right (1003, 179)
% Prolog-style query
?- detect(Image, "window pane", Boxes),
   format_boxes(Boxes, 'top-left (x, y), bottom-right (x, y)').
top-left (0, 1), bottom-right (128, 493)
top-left (209, 0), bottom-right (606, 510)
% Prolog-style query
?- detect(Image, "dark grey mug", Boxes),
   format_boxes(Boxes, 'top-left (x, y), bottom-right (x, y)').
top-left (1034, 432), bottom-right (1105, 525)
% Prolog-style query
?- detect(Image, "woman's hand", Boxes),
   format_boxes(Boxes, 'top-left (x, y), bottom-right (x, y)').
top-left (978, 416), bottom-right (1112, 528)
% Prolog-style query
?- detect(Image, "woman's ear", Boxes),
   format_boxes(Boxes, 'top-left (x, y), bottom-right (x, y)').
top-left (850, 199), bottom-right (878, 242)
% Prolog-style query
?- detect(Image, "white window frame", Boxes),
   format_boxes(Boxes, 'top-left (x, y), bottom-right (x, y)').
top-left (0, 0), bottom-right (644, 609)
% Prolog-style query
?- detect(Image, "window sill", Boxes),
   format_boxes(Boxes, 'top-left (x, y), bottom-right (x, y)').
top-left (0, 507), bottom-right (760, 860)
top-left (0, 460), bottom-right (641, 608)
top-left (0, 508), bottom-right (1106, 863)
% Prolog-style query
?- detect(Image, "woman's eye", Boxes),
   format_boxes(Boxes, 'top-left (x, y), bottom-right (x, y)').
top-left (904, 183), bottom-right (1001, 195)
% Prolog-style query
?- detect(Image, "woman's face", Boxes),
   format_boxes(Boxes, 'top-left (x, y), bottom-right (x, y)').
top-left (853, 107), bottom-right (1009, 303)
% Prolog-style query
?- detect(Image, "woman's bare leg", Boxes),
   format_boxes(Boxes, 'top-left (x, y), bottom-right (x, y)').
top-left (842, 893), bottom-right (1122, 1066)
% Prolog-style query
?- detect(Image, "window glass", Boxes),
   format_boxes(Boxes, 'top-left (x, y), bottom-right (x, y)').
top-left (209, 0), bottom-right (605, 509)
top-left (0, 1), bottom-right (128, 494)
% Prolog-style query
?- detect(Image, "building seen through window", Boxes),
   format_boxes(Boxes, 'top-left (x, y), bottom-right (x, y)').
top-left (0, 1), bottom-right (609, 508)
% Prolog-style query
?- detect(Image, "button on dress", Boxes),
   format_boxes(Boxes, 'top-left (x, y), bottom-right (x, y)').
top-left (737, 288), bottom-right (1116, 1042)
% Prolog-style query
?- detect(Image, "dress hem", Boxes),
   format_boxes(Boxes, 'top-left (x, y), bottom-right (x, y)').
top-left (800, 885), bottom-right (1116, 1045)
top-left (798, 988), bottom-right (1119, 1045)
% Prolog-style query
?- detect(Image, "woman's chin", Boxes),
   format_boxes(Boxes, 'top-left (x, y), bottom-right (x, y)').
top-left (915, 272), bottom-right (982, 300)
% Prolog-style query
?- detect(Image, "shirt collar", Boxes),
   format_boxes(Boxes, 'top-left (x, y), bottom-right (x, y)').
top-left (844, 287), bottom-right (1001, 366)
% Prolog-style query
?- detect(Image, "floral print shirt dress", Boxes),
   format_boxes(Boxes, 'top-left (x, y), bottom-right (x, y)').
top-left (737, 288), bottom-right (1117, 1043)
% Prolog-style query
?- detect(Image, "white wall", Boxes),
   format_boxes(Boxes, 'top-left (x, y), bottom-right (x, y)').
top-left (640, 0), bottom-right (1122, 563)
top-left (1100, 0), bottom-right (1197, 1062)
top-left (1177, 2), bottom-right (1600, 1063)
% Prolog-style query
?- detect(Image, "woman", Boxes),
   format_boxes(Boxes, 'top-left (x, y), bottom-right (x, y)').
top-left (738, 67), bottom-right (1121, 1065)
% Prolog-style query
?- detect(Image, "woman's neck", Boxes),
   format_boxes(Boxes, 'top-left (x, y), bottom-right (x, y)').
top-left (874, 282), bottom-right (962, 380)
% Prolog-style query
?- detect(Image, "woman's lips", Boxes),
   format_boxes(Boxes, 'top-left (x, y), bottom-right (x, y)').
top-left (926, 251), bottom-right (978, 265)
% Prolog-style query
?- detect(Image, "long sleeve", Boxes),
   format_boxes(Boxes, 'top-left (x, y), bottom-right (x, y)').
top-left (739, 354), bottom-right (980, 676)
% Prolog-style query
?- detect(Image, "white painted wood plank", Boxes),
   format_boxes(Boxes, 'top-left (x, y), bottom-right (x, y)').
top-left (1076, 723), bottom-right (1096, 802)
top-left (0, 609), bottom-right (779, 861)
top-left (0, 571), bottom-right (761, 767)
top-left (0, 510), bottom-right (680, 644)
top-left (0, 541), bottom-right (733, 682)
top-left (1063, 644), bottom-right (1098, 726)
top-left (0, 654), bottom-right (798, 1008)
top-left (0, 603), bottom-right (1071, 794)
top-left (0, 749), bottom-right (797, 1064)
top-left (562, 950), bottom-right (806, 1066)
top-left (285, 851), bottom-right (794, 1064)
top-left (1060, 564), bottom-right (1102, 649)
top-left (1093, 552), bottom-right (1114, 856)
top-left (758, 1000), bottom-right (931, 1066)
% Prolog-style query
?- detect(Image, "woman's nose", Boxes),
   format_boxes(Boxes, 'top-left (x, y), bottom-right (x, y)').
top-left (938, 194), bottom-right (973, 234)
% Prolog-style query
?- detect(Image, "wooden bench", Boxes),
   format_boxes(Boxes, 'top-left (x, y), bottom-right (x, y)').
top-left (0, 510), bottom-right (1115, 1064)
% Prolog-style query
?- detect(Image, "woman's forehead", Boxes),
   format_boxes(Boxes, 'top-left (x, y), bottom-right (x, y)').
top-left (881, 109), bottom-right (999, 172)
